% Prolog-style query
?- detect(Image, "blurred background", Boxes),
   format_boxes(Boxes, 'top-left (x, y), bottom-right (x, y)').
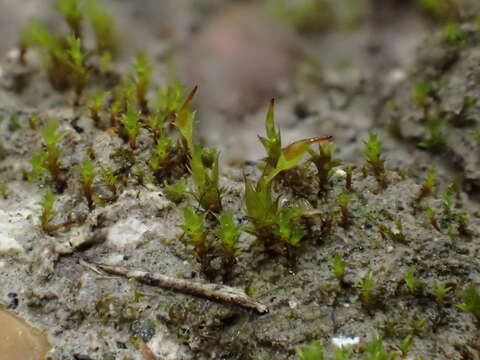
top-left (1, 0), bottom-right (478, 164)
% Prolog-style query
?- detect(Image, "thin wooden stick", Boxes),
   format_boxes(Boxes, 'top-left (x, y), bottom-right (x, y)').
top-left (80, 260), bottom-right (268, 314)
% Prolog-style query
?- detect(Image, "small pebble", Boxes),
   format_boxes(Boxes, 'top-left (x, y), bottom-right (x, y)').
top-left (0, 309), bottom-right (50, 360)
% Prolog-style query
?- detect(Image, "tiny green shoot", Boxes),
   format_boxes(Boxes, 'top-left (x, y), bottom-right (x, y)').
top-left (416, 0), bottom-right (458, 21)
top-left (432, 281), bottom-right (452, 303)
top-left (426, 208), bottom-right (441, 232)
top-left (264, 135), bottom-right (332, 185)
top-left (88, 91), bottom-right (107, 128)
top-left (156, 81), bottom-right (185, 116)
top-left (391, 219), bottom-right (406, 243)
top-left (442, 22), bottom-right (464, 44)
top-left (334, 347), bottom-right (352, 360)
top-left (8, 115), bottom-right (21, 132)
top-left (404, 267), bottom-right (422, 294)
top-left (416, 167), bottom-right (436, 201)
top-left (132, 165), bottom-right (146, 186)
top-left (457, 284), bottom-right (480, 324)
top-left (0, 179), bottom-right (9, 199)
top-left (354, 270), bottom-right (378, 310)
top-left (78, 158), bottom-right (96, 209)
top-left (149, 133), bottom-right (174, 177)
top-left (132, 52), bottom-right (152, 112)
top-left (296, 340), bottom-right (352, 360)
top-left (338, 192), bottom-right (355, 227)
top-left (345, 165), bottom-right (353, 191)
top-left (258, 98), bottom-right (282, 171)
top-left (120, 81), bottom-right (136, 112)
top-left (100, 167), bottom-right (119, 200)
top-left (399, 335), bottom-right (414, 358)
top-left (470, 129), bottom-right (480, 149)
top-left (189, 147), bottom-right (222, 213)
top-left (447, 222), bottom-right (459, 240)
top-left (331, 253), bottom-right (346, 283)
top-left (56, 0), bottom-right (83, 38)
top-left (41, 119), bottom-right (66, 191)
top-left (309, 142), bottom-right (341, 195)
top-left (275, 207), bottom-right (305, 249)
top-left (163, 179), bottom-right (187, 203)
top-left (296, 340), bottom-right (325, 360)
top-left (456, 212), bottom-right (472, 237)
top-left (66, 36), bottom-right (89, 105)
top-left (120, 105), bottom-right (142, 150)
top-left (174, 86), bottom-right (198, 151)
top-left (28, 152), bottom-right (46, 182)
top-left (147, 111), bottom-right (167, 142)
top-left (109, 99), bottom-right (122, 127)
top-left (99, 51), bottom-right (113, 72)
top-left (214, 211), bottom-right (242, 258)
top-left (40, 188), bottom-right (58, 234)
top-left (363, 337), bottom-right (398, 360)
top-left (28, 113), bottom-right (39, 130)
top-left (180, 206), bottom-right (208, 268)
top-left (419, 115), bottom-right (445, 151)
top-left (268, 0), bottom-right (333, 33)
top-left (18, 20), bottom-right (40, 64)
top-left (441, 183), bottom-right (454, 215)
top-left (411, 82), bottom-right (432, 118)
top-left (84, 0), bottom-right (118, 55)
top-left (18, 20), bottom-right (70, 90)
top-left (409, 316), bottom-right (426, 336)
top-left (363, 132), bottom-right (387, 188)
top-left (244, 178), bottom-right (277, 241)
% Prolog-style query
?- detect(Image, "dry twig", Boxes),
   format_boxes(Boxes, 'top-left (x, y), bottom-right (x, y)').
top-left (80, 260), bottom-right (268, 314)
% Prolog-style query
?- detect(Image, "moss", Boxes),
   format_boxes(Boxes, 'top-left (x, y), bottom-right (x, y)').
top-left (331, 253), bottom-right (346, 284)
top-left (416, 0), bottom-right (459, 22)
top-left (37, 118), bottom-right (67, 192)
top-left (214, 211), bottom-right (241, 257)
top-left (189, 146), bottom-right (222, 213)
top-left (403, 267), bottom-right (423, 295)
top-left (39, 188), bottom-right (58, 234)
top-left (131, 53), bottom-right (152, 112)
top-left (78, 158), bottom-right (96, 210)
top-left (268, 0), bottom-right (334, 33)
top-left (56, 0), bottom-right (83, 38)
top-left (309, 142), bottom-right (341, 196)
top-left (416, 167), bottom-right (437, 203)
top-left (337, 192), bottom-right (355, 227)
top-left (363, 132), bottom-right (388, 188)
top-left (19, 0), bottom-right (117, 91)
top-left (84, 0), bottom-right (118, 55)
top-left (88, 91), bottom-right (107, 128)
top-left (442, 22), bottom-right (465, 44)
top-left (458, 284), bottom-right (480, 325)
top-left (162, 179), bottom-right (186, 203)
top-left (180, 205), bottom-right (210, 274)
top-left (0, 179), bottom-right (8, 199)
top-left (354, 270), bottom-right (379, 311)
top-left (432, 281), bottom-right (452, 303)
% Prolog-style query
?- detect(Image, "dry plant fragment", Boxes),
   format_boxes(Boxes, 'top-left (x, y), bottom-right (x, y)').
top-left (81, 260), bottom-right (268, 314)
